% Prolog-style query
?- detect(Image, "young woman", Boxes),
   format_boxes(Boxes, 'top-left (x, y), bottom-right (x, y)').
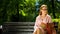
top-left (33, 4), bottom-right (56, 34)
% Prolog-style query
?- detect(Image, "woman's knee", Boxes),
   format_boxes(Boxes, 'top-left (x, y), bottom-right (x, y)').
top-left (33, 28), bottom-right (40, 34)
top-left (36, 28), bottom-right (40, 31)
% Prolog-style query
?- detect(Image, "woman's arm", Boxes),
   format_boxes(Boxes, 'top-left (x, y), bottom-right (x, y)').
top-left (34, 16), bottom-right (41, 28)
top-left (34, 16), bottom-right (39, 26)
top-left (48, 16), bottom-right (52, 23)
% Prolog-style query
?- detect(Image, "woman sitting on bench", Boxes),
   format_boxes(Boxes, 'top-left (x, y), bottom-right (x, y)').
top-left (33, 4), bottom-right (56, 34)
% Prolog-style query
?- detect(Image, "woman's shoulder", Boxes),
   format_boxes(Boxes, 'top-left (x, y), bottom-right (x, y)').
top-left (47, 14), bottom-right (51, 18)
top-left (36, 15), bottom-right (40, 19)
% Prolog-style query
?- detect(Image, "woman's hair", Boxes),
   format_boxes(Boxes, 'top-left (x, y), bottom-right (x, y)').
top-left (39, 4), bottom-right (48, 15)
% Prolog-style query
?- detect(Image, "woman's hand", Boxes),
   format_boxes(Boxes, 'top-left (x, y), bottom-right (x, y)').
top-left (40, 22), bottom-right (47, 29)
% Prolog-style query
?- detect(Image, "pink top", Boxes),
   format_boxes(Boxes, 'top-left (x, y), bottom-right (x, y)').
top-left (34, 14), bottom-right (52, 28)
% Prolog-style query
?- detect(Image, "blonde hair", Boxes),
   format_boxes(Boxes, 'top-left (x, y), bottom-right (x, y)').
top-left (39, 4), bottom-right (48, 15)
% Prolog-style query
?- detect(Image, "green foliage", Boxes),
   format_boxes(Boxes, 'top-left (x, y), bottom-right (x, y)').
top-left (0, 0), bottom-right (60, 25)
top-left (19, 0), bottom-right (36, 22)
top-left (52, 19), bottom-right (59, 22)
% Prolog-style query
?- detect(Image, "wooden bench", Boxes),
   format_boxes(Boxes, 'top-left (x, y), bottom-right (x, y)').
top-left (2, 22), bottom-right (58, 34)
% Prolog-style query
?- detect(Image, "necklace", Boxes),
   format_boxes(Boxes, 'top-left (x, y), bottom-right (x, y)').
top-left (40, 15), bottom-right (47, 21)
top-left (42, 19), bottom-right (43, 21)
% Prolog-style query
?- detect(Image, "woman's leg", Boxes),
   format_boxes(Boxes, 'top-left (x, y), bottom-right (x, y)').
top-left (33, 30), bottom-right (37, 34)
top-left (33, 28), bottom-right (40, 34)
top-left (36, 28), bottom-right (41, 34)
top-left (33, 28), bottom-right (42, 34)
top-left (33, 28), bottom-right (45, 34)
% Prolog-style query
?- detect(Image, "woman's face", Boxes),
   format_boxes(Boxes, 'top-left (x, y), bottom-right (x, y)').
top-left (41, 6), bottom-right (47, 15)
